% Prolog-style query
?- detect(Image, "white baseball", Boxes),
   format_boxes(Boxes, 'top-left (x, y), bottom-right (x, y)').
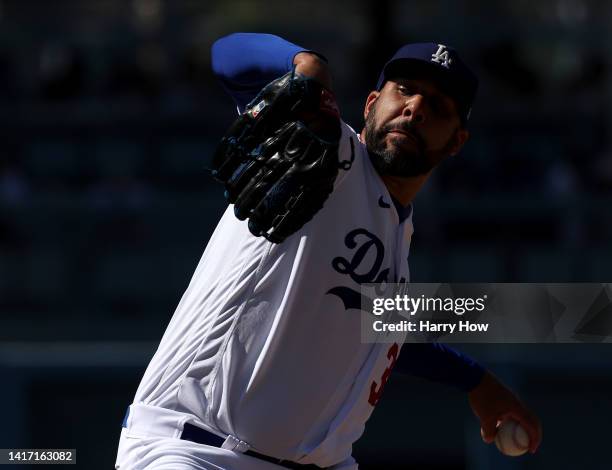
top-left (495, 420), bottom-right (530, 457)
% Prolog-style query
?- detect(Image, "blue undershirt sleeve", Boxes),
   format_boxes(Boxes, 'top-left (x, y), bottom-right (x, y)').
top-left (211, 32), bottom-right (312, 111)
top-left (395, 342), bottom-right (486, 392)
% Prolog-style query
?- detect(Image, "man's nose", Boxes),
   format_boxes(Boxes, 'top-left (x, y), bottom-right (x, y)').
top-left (402, 94), bottom-right (426, 124)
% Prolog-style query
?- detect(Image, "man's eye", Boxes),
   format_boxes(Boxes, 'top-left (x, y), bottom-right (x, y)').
top-left (398, 85), bottom-right (411, 95)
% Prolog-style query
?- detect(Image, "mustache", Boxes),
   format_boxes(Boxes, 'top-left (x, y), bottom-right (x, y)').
top-left (381, 122), bottom-right (426, 150)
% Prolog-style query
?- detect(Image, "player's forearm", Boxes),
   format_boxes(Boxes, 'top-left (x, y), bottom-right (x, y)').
top-left (211, 32), bottom-right (325, 109)
top-left (395, 342), bottom-right (485, 392)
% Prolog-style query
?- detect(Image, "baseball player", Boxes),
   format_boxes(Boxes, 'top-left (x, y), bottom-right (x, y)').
top-left (115, 33), bottom-right (542, 469)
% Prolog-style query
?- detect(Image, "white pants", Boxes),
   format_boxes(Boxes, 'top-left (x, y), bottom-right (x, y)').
top-left (116, 428), bottom-right (291, 470)
top-left (115, 404), bottom-right (358, 470)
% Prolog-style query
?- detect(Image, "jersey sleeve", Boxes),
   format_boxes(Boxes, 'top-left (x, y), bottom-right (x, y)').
top-left (395, 343), bottom-right (485, 392)
top-left (211, 32), bottom-right (317, 112)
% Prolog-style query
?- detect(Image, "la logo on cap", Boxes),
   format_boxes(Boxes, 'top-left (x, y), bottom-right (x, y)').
top-left (431, 44), bottom-right (452, 68)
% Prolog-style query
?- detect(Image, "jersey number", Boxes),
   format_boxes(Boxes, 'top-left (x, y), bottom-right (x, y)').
top-left (368, 342), bottom-right (399, 406)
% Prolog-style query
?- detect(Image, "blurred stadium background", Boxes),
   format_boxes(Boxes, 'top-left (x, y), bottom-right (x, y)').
top-left (0, 0), bottom-right (611, 468)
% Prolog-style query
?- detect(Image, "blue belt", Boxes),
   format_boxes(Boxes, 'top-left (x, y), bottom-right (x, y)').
top-left (122, 408), bottom-right (327, 470)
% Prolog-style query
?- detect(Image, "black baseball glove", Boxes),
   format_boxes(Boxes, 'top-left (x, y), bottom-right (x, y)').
top-left (211, 69), bottom-right (342, 243)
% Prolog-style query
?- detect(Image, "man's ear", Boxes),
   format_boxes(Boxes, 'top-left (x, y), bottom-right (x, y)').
top-left (363, 91), bottom-right (380, 120)
top-left (450, 129), bottom-right (470, 156)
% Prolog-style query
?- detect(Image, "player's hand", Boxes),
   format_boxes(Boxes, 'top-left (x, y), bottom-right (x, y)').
top-left (291, 53), bottom-right (338, 139)
top-left (468, 371), bottom-right (542, 454)
top-left (293, 52), bottom-right (333, 90)
top-left (211, 69), bottom-right (341, 243)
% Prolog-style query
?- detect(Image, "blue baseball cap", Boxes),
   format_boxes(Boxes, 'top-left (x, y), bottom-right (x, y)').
top-left (376, 42), bottom-right (478, 124)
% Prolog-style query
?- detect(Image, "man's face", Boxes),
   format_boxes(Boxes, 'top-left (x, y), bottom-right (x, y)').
top-left (363, 77), bottom-right (469, 177)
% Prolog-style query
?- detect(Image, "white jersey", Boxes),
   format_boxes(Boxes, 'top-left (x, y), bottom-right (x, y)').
top-left (130, 121), bottom-right (414, 467)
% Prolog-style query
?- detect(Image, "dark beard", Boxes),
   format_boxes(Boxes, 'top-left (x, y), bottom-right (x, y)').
top-left (364, 108), bottom-right (453, 177)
